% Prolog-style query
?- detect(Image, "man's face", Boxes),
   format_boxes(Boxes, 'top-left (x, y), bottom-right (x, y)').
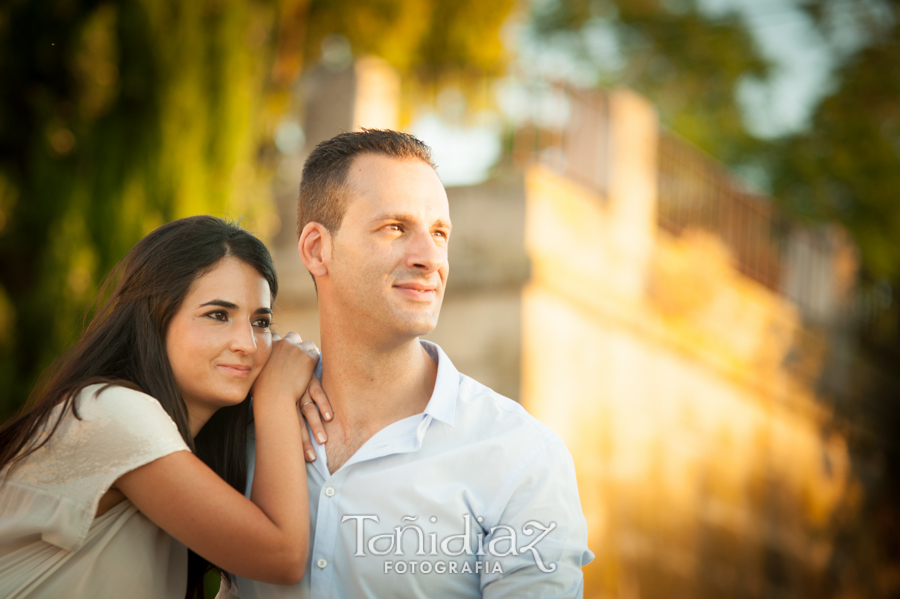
top-left (326, 153), bottom-right (451, 343)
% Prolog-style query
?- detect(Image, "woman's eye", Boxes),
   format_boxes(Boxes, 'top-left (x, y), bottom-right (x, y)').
top-left (206, 310), bottom-right (228, 321)
top-left (253, 318), bottom-right (271, 330)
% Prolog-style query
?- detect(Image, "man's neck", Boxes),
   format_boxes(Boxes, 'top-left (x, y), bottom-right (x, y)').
top-left (318, 330), bottom-right (438, 473)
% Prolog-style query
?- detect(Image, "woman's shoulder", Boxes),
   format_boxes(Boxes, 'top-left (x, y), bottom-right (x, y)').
top-left (77, 382), bottom-right (157, 408)
top-left (13, 384), bottom-right (189, 472)
top-left (62, 382), bottom-right (191, 463)
top-left (76, 383), bottom-right (178, 431)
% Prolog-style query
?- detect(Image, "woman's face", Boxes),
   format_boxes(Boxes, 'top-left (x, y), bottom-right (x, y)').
top-left (166, 256), bottom-right (273, 435)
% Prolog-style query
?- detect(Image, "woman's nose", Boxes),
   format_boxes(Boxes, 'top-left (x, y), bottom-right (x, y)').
top-left (230, 321), bottom-right (258, 353)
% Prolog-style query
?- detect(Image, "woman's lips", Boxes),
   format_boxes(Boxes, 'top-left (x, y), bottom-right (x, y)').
top-left (217, 364), bottom-right (252, 378)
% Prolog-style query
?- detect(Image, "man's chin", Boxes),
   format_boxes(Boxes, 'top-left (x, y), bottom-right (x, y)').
top-left (394, 312), bottom-right (440, 339)
top-left (406, 322), bottom-right (439, 339)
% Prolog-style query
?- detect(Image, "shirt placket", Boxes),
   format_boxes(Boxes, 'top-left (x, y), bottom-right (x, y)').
top-left (309, 468), bottom-right (347, 598)
top-left (305, 412), bottom-right (438, 598)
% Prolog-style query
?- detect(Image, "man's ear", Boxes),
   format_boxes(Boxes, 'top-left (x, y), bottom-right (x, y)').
top-left (299, 222), bottom-right (331, 277)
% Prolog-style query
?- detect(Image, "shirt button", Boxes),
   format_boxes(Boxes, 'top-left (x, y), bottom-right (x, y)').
top-left (317, 558), bottom-right (328, 569)
top-left (324, 486), bottom-right (335, 497)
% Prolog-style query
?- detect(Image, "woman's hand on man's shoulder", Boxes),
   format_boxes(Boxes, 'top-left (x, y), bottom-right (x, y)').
top-left (252, 332), bottom-right (318, 403)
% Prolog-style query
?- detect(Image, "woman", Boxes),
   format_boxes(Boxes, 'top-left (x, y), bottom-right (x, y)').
top-left (0, 215), bottom-right (327, 598)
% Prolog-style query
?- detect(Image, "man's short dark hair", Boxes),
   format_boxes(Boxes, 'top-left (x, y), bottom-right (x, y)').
top-left (297, 129), bottom-right (436, 237)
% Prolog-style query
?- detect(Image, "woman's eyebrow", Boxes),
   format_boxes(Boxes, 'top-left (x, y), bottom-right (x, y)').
top-left (199, 299), bottom-right (237, 309)
top-left (200, 300), bottom-right (272, 315)
top-left (199, 300), bottom-right (273, 316)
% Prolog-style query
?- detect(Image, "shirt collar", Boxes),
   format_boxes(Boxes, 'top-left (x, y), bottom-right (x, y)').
top-left (419, 339), bottom-right (458, 427)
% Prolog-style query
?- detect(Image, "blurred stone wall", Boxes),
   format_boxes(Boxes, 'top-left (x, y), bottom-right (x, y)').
top-left (522, 92), bottom-right (853, 598)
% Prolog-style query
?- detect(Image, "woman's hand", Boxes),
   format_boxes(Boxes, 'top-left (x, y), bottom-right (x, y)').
top-left (253, 332), bottom-right (333, 462)
top-left (298, 376), bottom-right (333, 462)
top-left (251, 332), bottom-right (319, 406)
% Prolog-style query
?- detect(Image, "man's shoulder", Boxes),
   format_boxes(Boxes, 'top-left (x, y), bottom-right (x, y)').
top-left (426, 340), bottom-right (559, 448)
top-left (450, 372), bottom-right (570, 455)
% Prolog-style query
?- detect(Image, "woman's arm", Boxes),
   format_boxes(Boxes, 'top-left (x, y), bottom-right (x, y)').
top-left (115, 333), bottom-right (315, 585)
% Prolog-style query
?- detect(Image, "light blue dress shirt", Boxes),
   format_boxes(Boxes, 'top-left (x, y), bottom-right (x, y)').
top-left (220, 341), bottom-right (593, 599)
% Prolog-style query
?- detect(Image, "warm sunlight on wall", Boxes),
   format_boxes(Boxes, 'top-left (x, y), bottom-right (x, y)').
top-left (522, 115), bottom-right (850, 596)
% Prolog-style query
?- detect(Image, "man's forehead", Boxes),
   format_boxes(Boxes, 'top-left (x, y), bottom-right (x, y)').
top-left (345, 153), bottom-right (439, 186)
top-left (344, 154), bottom-right (450, 219)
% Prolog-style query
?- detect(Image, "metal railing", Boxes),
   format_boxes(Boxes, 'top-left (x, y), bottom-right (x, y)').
top-left (508, 84), bottom-right (845, 324)
top-left (658, 133), bottom-right (842, 323)
top-left (657, 133), bottom-right (784, 291)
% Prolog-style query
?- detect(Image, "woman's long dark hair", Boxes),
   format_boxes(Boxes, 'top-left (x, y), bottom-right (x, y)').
top-left (0, 215), bottom-right (278, 599)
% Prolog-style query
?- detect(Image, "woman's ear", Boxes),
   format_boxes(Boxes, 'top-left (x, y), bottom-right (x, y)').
top-left (298, 222), bottom-right (331, 278)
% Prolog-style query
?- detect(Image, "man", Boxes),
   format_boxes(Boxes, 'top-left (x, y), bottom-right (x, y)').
top-left (222, 129), bottom-right (593, 598)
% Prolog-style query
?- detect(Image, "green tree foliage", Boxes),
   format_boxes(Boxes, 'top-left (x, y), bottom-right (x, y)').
top-left (774, 6), bottom-right (900, 591)
top-left (525, 0), bottom-right (772, 165)
top-left (303, 0), bottom-right (515, 75)
top-left (0, 0), bottom-right (279, 415)
top-left (769, 1), bottom-right (900, 341)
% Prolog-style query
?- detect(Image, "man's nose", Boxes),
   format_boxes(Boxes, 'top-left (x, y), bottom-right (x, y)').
top-left (407, 230), bottom-right (446, 273)
top-left (230, 320), bottom-right (258, 353)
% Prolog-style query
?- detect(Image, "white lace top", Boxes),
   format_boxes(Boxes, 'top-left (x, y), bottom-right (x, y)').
top-left (0, 384), bottom-right (191, 598)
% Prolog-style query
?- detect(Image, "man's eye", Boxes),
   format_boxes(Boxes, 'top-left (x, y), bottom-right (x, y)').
top-left (387, 224), bottom-right (402, 232)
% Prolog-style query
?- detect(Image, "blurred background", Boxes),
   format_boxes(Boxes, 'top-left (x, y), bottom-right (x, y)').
top-left (2, 0), bottom-right (900, 596)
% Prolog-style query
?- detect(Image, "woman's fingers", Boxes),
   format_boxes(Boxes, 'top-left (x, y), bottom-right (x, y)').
top-left (299, 419), bottom-right (316, 463)
top-left (306, 376), bottom-right (333, 422)
top-left (300, 391), bottom-right (327, 446)
top-left (296, 339), bottom-right (320, 362)
top-left (282, 331), bottom-right (301, 344)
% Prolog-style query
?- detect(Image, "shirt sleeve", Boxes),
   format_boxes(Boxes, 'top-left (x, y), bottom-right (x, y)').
top-left (479, 432), bottom-right (594, 599)
top-left (6, 384), bottom-right (191, 552)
